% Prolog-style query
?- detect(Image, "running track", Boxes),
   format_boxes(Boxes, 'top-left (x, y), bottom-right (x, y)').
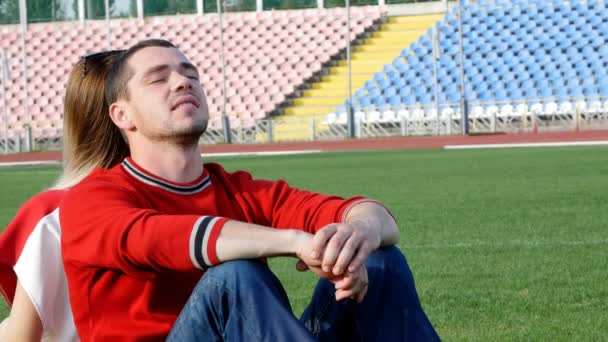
top-left (1, 130), bottom-right (607, 164)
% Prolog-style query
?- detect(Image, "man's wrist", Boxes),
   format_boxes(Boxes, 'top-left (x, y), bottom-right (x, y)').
top-left (289, 230), bottom-right (312, 259)
top-left (346, 216), bottom-right (382, 249)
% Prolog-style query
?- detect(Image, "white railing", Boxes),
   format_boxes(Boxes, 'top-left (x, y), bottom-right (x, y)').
top-left (2, 96), bottom-right (608, 154)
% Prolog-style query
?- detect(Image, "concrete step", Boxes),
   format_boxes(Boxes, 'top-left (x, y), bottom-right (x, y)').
top-left (303, 88), bottom-right (351, 97)
top-left (388, 14), bottom-right (445, 25)
top-left (293, 96), bottom-right (344, 106)
top-left (370, 30), bottom-right (426, 39)
top-left (284, 105), bottom-right (337, 115)
top-left (353, 44), bottom-right (408, 53)
top-left (329, 64), bottom-right (380, 74)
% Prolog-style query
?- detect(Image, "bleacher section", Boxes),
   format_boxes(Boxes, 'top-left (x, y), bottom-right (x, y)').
top-left (0, 6), bottom-right (384, 138)
top-left (285, 14), bottom-right (442, 117)
top-left (347, 0), bottom-right (608, 122)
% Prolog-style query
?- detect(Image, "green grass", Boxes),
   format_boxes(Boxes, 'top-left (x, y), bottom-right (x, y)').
top-left (1, 147), bottom-right (607, 340)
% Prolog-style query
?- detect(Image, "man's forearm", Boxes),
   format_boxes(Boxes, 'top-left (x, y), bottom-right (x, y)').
top-left (344, 201), bottom-right (400, 246)
top-left (214, 220), bottom-right (309, 262)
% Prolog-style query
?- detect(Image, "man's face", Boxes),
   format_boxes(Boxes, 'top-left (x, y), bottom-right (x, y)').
top-left (123, 46), bottom-right (209, 144)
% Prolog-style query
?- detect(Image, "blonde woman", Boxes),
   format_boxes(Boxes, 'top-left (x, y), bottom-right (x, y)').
top-left (0, 50), bottom-right (127, 341)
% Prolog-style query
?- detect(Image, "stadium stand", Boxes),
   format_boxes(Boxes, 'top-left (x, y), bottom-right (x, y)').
top-left (0, 6), bottom-right (384, 138)
top-left (269, 13), bottom-right (441, 141)
top-left (284, 13), bottom-right (443, 117)
top-left (345, 0), bottom-right (608, 122)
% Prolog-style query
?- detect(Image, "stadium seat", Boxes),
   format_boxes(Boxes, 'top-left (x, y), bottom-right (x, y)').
top-left (544, 102), bottom-right (558, 115)
top-left (1, 6), bottom-right (386, 134)
top-left (351, 0), bottom-right (608, 114)
top-left (380, 110), bottom-right (398, 123)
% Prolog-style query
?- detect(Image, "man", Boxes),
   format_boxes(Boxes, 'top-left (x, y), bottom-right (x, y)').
top-left (59, 39), bottom-right (439, 341)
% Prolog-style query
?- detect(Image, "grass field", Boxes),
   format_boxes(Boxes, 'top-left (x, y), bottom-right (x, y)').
top-left (1, 147), bottom-right (607, 340)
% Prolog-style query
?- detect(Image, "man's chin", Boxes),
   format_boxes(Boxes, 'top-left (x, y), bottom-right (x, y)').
top-left (172, 127), bottom-right (206, 146)
top-left (155, 124), bottom-right (207, 146)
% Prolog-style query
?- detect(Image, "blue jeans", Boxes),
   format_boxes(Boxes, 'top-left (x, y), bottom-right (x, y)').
top-left (167, 246), bottom-right (439, 341)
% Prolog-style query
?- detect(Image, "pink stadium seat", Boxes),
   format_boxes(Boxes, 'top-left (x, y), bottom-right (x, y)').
top-left (253, 112), bottom-right (266, 120)
top-left (266, 84), bottom-right (280, 95)
top-left (0, 6), bottom-right (382, 126)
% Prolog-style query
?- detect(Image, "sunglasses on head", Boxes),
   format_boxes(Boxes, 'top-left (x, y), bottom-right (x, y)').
top-left (81, 50), bottom-right (125, 76)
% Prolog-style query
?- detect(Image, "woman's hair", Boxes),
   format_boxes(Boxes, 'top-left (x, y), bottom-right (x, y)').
top-left (53, 51), bottom-right (129, 189)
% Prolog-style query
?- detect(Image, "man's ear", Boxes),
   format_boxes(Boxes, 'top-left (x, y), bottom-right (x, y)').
top-left (109, 101), bottom-right (135, 131)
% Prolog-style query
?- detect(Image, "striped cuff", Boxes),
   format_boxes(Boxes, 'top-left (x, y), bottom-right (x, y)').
top-left (189, 216), bottom-right (229, 269)
top-left (341, 199), bottom-right (395, 223)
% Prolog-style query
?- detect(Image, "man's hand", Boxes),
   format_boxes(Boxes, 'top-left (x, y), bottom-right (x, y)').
top-left (293, 221), bottom-right (376, 303)
top-left (333, 265), bottom-right (368, 303)
top-left (294, 232), bottom-right (341, 281)
top-left (295, 259), bottom-right (369, 303)
top-left (310, 220), bottom-right (381, 276)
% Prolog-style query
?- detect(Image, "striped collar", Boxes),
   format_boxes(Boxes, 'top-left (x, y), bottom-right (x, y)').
top-left (121, 158), bottom-right (211, 195)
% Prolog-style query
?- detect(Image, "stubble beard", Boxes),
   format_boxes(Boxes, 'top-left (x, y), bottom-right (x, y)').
top-left (148, 119), bottom-right (208, 147)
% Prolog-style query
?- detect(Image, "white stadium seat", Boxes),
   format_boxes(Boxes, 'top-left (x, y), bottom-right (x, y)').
top-left (499, 104), bottom-right (514, 117)
top-left (558, 101), bottom-right (574, 114)
top-left (544, 102), bottom-right (558, 115)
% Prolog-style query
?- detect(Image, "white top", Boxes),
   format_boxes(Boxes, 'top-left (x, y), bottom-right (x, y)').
top-left (13, 209), bottom-right (78, 342)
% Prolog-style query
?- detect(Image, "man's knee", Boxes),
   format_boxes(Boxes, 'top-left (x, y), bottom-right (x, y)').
top-left (366, 245), bottom-right (410, 274)
top-left (203, 259), bottom-right (271, 287)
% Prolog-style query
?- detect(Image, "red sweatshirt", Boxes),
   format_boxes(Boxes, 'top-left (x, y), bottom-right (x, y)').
top-left (60, 158), bottom-right (367, 341)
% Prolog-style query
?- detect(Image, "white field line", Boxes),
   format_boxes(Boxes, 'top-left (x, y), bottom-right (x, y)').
top-left (444, 140), bottom-right (608, 150)
top-left (403, 239), bottom-right (608, 250)
top-left (0, 160), bottom-right (61, 167)
top-left (202, 150), bottom-right (323, 157)
top-left (0, 150), bottom-right (324, 167)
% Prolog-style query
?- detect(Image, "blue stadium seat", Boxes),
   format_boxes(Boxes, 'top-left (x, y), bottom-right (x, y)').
top-left (377, 77), bottom-right (391, 89)
top-left (355, 89), bottom-right (367, 99)
top-left (388, 96), bottom-right (402, 106)
top-left (555, 87), bottom-right (569, 97)
top-left (399, 87), bottom-right (413, 98)
top-left (369, 88), bottom-right (381, 98)
top-left (372, 97), bottom-right (386, 106)
top-left (387, 70), bottom-right (400, 82)
top-left (563, 68), bottom-right (578, 79)
top-left (566, 79), bottom-right (580, 89)
top-left (540, 87), bottom-right (554, 98)
top-left (352, 0), bottom-right (608, 107)
top-left (360, 97), bottom-right (372, 106)
top-left (569, 87), bottom-right (584, 96)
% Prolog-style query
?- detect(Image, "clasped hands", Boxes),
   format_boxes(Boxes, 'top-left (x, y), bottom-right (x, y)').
top-left (295, 220), bottom-right (381, 303)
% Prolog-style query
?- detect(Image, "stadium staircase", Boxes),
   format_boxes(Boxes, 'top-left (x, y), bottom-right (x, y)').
top-left (270, 13), bottom-right (445, 141)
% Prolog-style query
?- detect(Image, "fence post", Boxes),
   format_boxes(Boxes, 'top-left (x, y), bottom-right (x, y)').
top-left (268, 119), bottom-right (274, 143)
top-left (25, 124), bottom-right (32, 152)
top-left (436, 112), bottom-right (441, 136)
top-left (347, 106), bottom-right (356, 139)
top-left (310, 118), bottom-right (315, 141)
top-left (238, 119), bottom-right (244, 143)
top-left (15, 130), bottom-right (21, 152)
top-left (491, 110), bottom-right (496, 133)
top-left (222, 116), bottom-right (232, 144)
top-left (446, 113), bottom-right (451, 135)
top-left (355, 116), bottom-right (362, 138)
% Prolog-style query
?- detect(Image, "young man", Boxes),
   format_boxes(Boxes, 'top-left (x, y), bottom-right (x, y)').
top-left (59, 39), bottom-right (439, 341)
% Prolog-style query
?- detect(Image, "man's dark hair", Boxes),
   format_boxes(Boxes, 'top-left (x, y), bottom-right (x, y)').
top-left (105, 39), bottom-right (176, 105)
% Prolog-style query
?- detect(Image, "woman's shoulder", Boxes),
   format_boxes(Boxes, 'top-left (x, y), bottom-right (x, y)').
top-left (16, 190), bottom-right (65, 219)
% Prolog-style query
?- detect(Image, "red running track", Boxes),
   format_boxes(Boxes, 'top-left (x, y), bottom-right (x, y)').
top-left (1, 130), bottom-right (607, 163)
